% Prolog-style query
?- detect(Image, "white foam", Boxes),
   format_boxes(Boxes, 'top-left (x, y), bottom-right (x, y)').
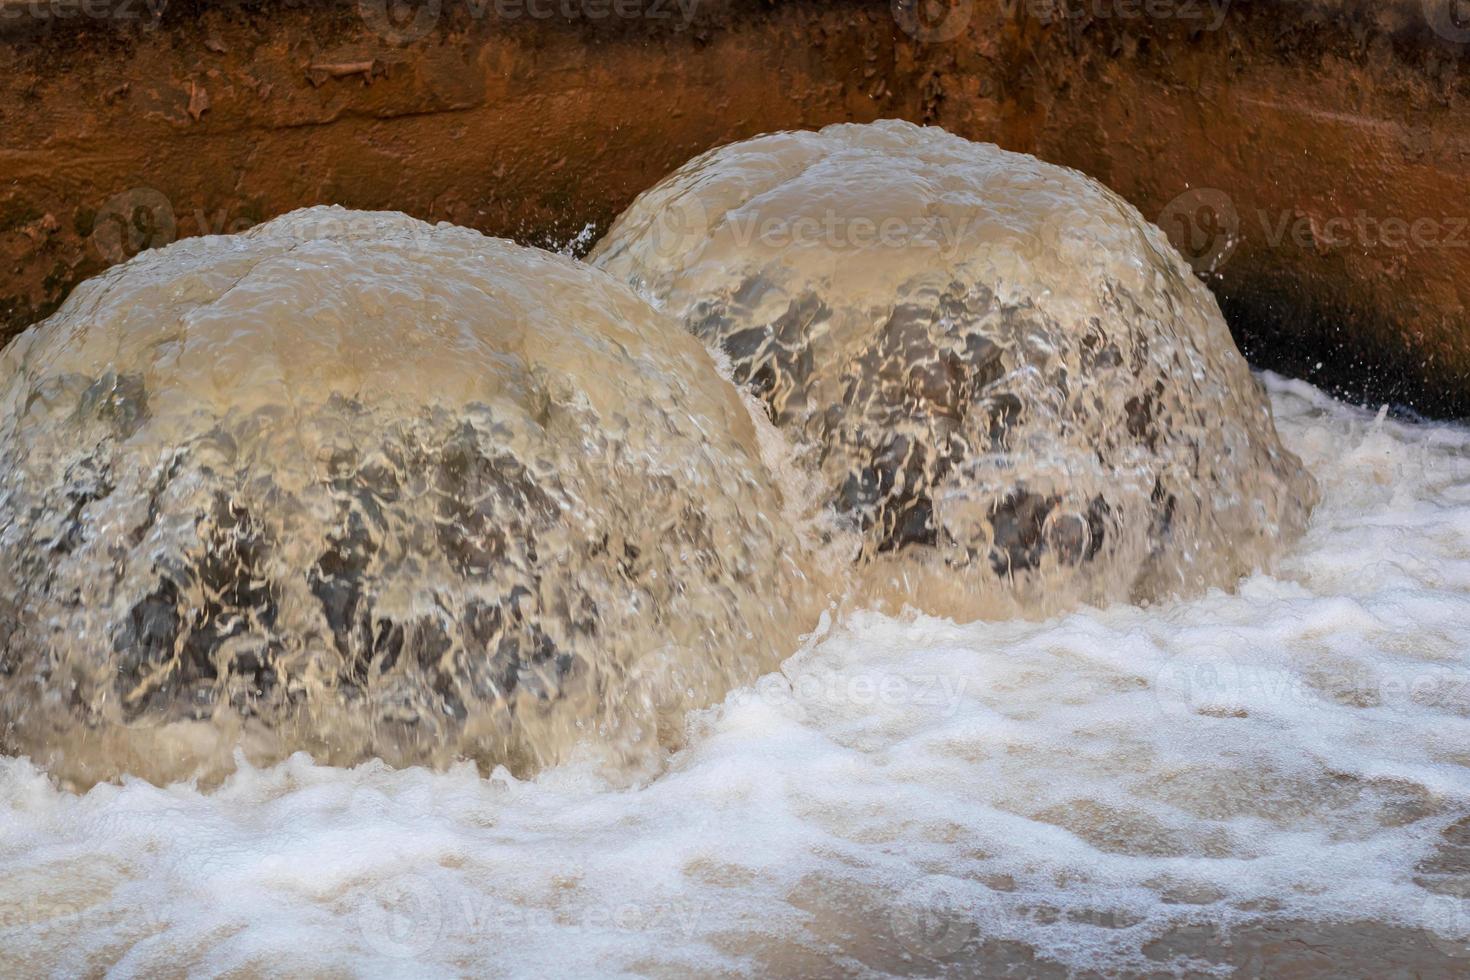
top-left (3, 375), bottom-right (1469, 975)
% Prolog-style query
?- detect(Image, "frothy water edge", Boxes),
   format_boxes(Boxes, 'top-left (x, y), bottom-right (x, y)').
top-left (2, 373), bottom-right (1469, 977)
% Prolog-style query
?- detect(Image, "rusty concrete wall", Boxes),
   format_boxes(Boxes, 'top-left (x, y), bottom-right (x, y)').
top-left (2, 0), bottom-right (1468, 414)
top-left (0, 0), bottom-right (942, 339)
top-left (922, 0), bottom-right (1470, 415)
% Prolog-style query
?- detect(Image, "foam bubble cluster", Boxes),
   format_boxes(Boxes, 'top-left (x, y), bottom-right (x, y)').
top-left (592, 120), bottom-right (1318, 615)
top-left (1, 380), bottom-right (1467, 977)
top-left (0, 208), bottom-right (820, 786)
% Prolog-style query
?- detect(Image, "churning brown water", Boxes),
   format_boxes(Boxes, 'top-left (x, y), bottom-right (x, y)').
top-left (0, 122), bottom-right (1318, 785)
top-left (1, 378), bottom-right (1468, 977)
top-left (593, 120), bottom-right (1316, 618)
top-left (4, 123), bottom-right (1463, 978)
top-left (0, 209), bottom-right (824, 788)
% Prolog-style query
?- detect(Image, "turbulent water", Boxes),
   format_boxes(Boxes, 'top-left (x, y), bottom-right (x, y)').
top-left (0, 124), bottom-right (1451, 975)
top-left (592, 120), bottom-right (1316, 617)
top-left (1, 377), bottom-right (1468, 977)
top-left (0, 209), bottom-right (823, 787)
top-left (0, 124), bottom-right (1323, 787)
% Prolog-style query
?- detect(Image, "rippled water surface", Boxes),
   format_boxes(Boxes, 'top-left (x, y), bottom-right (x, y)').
top-left (3, 376), bottom-right (1468, 977)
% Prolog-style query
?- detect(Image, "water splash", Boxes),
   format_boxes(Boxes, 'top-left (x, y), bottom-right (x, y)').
top-left (592, 120), bottom-right (1318, 617)
top-left (1, 378), bottom-right (1467, 978)
top-left (0, 208), bottom-right (823, 787)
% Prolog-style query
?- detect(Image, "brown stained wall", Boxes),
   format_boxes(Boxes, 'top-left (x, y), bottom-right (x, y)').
top-left (927, 0), bottom-right (1470, 415)
top-left (0, 0), bottom-right (945, 339)
top-left (2, 0), bottom-right (1468, 414)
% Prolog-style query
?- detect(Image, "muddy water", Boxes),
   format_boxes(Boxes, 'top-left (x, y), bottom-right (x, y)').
top-left (0, 126), bottom-right (1457, 976)
top-left (593, 120), bottom-right (1317, 619)
top-left (0, 377), bottom-right (1467, 976)
top-left (0, 124), bottom-right (1324, 783)
top-left (0, 208), bottom-right (825, 787)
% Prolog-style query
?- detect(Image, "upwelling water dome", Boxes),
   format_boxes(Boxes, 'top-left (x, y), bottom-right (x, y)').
top-left (591, 119), bottom-right (1318, 616)
top-left (0, 207), bottom-right (821, 786)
